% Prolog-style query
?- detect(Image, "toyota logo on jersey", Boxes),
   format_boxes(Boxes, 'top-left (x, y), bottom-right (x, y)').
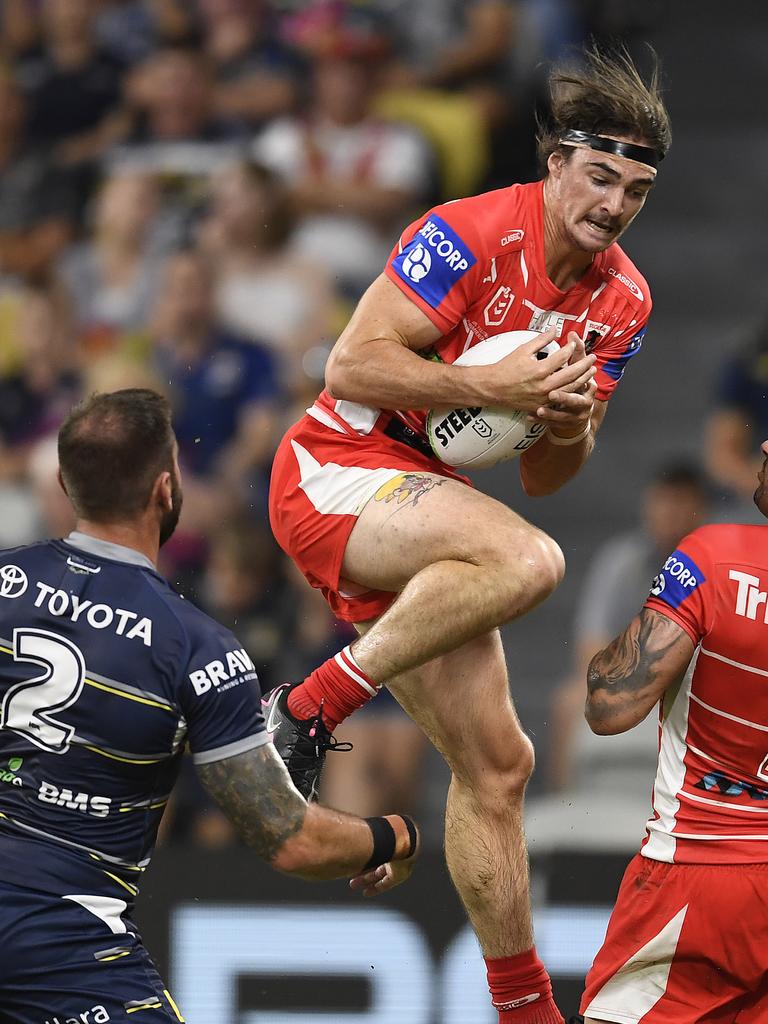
top-left (0, 565), bottom-right (28, 599)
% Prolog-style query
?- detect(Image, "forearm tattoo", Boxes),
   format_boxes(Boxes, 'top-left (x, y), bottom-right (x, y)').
top-left (198, 744), bottom-right (307, 862)
top-left (587, 609), bottom-right (687, 724)
top-left (372, 472), bottom-right (445, 512)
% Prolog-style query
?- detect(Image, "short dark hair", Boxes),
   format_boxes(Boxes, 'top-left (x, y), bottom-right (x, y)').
top-left (537, 44), bottom-right (671, 173)
top-left (58, 389), bottom-right (176, 522)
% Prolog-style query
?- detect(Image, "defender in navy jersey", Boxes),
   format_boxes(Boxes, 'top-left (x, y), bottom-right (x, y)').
top-left (0, 389), bottom-right (419, 1024)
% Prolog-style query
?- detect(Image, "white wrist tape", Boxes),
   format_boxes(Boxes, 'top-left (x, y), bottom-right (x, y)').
top-left (547, 421), bottom-right (591, 446)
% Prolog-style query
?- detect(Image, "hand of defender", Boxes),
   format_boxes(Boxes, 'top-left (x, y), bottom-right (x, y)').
top-left (534, 333), bottom-right (597, 436)
top-left (348, 856), bottom-right (417, 897)
top-left (492, 328), bottom-right (596, 412)
top-left (348, 820), bottom-right (421, 898)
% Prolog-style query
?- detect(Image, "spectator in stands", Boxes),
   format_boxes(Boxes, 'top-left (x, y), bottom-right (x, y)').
top-left (705, 311), bottom-right (768, 508)
top-left (0, 68), bottom-right (79, 281)
top-left (199, 0), bottom-right (300, 129)
top-left (149, 249), bottom-right (280, 532)
top-left (0, 287), bottom-right (79, 547)
top-left (58, 171), bottom-right (175, 358)
top-left (110, 46), bottom-right (245, 213)
top-left (253, 9), bottom-right (433, 296)
top-left (95, 0), bottom-right (195, 67)
top-left (200, 518), bottom-right (295, 694)
top-left (525, 462), bottom-right (711, 853)
top-left (15, 0), bottom-right (127, 175)
top-left (198, 160), bottom-right (337, 396)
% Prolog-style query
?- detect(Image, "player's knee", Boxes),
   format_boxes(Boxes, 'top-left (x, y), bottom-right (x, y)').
top-left (529, 533), bottom-right (565, 598)
top-left (492, 532), bottom-right (564, 619)
top-left (458, 731), bottom-right (535, 805)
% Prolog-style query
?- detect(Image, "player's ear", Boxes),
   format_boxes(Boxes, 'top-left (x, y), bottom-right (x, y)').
top-left (547, 150), bottom-right (564, 180)
top-left (154, 470), bottom-right (173, 512)
top-left (57, 468), bottom-right (69, 497)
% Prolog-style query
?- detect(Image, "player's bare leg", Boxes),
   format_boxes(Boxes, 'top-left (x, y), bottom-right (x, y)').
top-left (341, 474), bottom-right (564, 678)
top-left (380, 631), bottom-right (561, 1021)
top-left (266, 475), bottom-right (566, 1021)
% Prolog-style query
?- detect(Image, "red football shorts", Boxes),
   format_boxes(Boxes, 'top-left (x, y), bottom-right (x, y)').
top-left (269, 413), bottom-right (466, 622)
top-left (581, 853), bottom-right (768, 1023)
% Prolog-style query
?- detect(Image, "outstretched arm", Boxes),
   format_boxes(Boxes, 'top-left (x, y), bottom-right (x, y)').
top-left (585, 608), bottom-right (695, 735)
top-left (198, 742), bottom-right (419, 895)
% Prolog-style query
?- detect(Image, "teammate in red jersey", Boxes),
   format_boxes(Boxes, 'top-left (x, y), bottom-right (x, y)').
top-left (580, 443), bottom-right (768, 1023)
top-left (266, 47), bottom-right (671, 1024)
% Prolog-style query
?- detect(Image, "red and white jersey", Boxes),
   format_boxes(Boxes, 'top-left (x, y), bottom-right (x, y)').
top-left (312, 179), bottom-right (651, 439)
top-left (643, 523), bottom-right (768, 864)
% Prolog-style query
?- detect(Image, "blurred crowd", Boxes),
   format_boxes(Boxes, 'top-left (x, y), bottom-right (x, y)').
top-left (1, 0), bottom-right (760, 850)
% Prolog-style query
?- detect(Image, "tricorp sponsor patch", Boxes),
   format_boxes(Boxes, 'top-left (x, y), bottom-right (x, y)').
top-left (649, 549), bottom-right (705, 609)
top-left (392, 214), bottom-right (476, 308)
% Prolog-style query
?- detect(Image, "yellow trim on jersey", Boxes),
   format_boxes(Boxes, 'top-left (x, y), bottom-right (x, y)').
top-left (99, 950), bottom-right (132, 962)
top-left (101, 870), bottom-right (139, 897)
top-left (126, 1002), bottom-right (162, 1013)
top-left (0, 643), bottom-right (174, 713)
top-left (83, 677), bottom-right (174, 712)
top-left (119, 800), bottom-right (167, 813)
top-left (84, 744), bottom-right (164, 765)
top-left (164, 990), bottom-right (185, 1022)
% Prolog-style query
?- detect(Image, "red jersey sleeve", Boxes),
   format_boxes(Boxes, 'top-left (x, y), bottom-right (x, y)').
top-left (644, 528), bottom-right (715, 644)
top-left (591, 254), bottom-right (653, 401)
top-left (384, 201), bottom-right (487, 334)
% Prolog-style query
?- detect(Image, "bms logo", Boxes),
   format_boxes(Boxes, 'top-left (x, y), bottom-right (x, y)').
top-left (401, 243), bottom-right (431, 282)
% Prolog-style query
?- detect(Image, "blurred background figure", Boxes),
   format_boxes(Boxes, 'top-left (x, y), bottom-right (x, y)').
top-left (0, 287), bottom-right (78, 546)
top-left (705, 309), bottom-right (768, 519)
top-left (0, 68), bottom-right (79, 283)
top-left (14, 0), bottom-right (127, 198)
top-left (110, 45), bottom-right (244, 222)
top-left (254, 4), bottom-right (434, 297)
top-left (147, 249), bottom-right (280, 592)
top-left (199, 0), bottom-right (300, 130)
top-left (57, 171), bottom-right (175, 361)
top-left (526, 461), bottom-right (712, 852)
top-left (197, 160), bottom-right (337, 400)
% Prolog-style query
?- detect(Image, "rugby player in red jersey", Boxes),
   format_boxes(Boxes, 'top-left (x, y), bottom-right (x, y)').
top-left (266, 47), bottom-right (671, 1024)
top-left (580, 442), bottom-right (768, 1023)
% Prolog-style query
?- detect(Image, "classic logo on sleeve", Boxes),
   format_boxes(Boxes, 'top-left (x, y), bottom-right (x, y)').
top-left (649, 549), bottom-right (705, 608)
top-left (392, 214), bottom-right (476, 308)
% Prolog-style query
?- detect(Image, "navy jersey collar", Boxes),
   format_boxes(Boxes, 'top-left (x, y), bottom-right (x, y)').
top-left (64, 531), bottom-right (156, 571)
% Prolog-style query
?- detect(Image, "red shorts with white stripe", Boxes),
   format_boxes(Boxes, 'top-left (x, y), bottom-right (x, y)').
top-left (268, 412), bottom-right (467, 622)
top-left (581, 853), bottom-right (768, 1023)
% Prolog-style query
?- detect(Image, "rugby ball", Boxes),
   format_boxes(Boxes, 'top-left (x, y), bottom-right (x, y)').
top-left (426, 330), bottom-right (559, 469)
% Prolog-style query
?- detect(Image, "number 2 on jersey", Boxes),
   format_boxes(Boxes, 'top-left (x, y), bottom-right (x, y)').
top-left (1, 629), bottom-right (86, 754)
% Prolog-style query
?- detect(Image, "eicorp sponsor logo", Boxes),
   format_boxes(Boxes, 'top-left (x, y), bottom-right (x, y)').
top-left (392, 214), bottom-right (476, 307)
top-left (649, 550), bottom-right (705, 609)
top-left (401, 243), bottom-right (431, 282)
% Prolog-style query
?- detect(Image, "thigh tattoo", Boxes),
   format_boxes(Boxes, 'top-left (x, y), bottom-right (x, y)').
top-left (372, 473), bottom-right (446, 512)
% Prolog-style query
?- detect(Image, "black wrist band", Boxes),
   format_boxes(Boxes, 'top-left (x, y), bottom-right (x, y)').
top-left (401, 814), bottom-right (418, 859)
top-left (364, 816), bottom-right (396, 869)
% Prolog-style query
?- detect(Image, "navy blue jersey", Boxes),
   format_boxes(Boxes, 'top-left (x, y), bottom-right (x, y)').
top-left (0, 532), bottom-right (267, 904)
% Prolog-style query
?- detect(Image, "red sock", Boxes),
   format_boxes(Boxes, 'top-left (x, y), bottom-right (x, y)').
top-left (484, 948), bottom-right (563, 1024)
top-left (287, 645), bottom-right (379, 729)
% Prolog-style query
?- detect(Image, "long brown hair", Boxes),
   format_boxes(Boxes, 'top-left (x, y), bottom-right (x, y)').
top-left (537, 44), bottom-right (671, 173)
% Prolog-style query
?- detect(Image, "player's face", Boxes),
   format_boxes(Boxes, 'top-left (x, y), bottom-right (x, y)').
top-left (548, 141), bottom-right (657, 253)
top-left (753, 441), bottom-right (768, 519)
